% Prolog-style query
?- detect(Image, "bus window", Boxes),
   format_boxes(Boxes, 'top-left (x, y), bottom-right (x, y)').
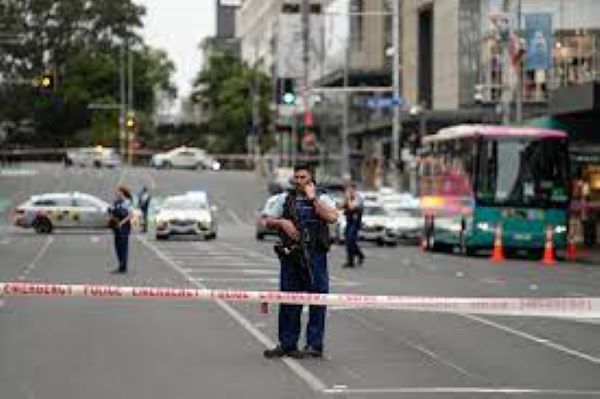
top-left (476, 138), bottom-right (569, 207)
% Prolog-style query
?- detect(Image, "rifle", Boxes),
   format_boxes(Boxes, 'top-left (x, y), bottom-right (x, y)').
top-left (282, 192), bottom-right (314, 285)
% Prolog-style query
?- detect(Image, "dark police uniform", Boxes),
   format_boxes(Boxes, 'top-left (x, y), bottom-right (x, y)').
top-left (344, 193), bottom-right (364, 267)
top-left (109, 198), bottom-right (132, 273)
top-left (138, 188), bottom-right (151, 233)
top-left (264, 191), bottom-right (335, 355)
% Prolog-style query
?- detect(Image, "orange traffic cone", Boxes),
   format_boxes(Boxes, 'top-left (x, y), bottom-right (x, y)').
top-left (490, 225), bottom-right (505, 262)
top-left (542, 227), bottom-right (556, 266)
top-left (566, 231), bottom-right (577, 262)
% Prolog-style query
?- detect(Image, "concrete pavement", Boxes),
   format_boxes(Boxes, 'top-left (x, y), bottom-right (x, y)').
top-left (1, 163), bottom-right (599, 398)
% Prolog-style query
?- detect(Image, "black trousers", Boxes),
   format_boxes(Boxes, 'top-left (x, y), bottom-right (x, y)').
top-left (114, 232), bottom-right (130, 271)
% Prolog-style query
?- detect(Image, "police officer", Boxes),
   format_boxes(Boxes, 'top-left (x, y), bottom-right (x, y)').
top-left (138, 186), bottom-right (151, 233)
top-left (341, 182), bottom-right (365, 268)
top-left (109, 185), bottom-right (133, 274)
top-left (261, 164), bottom-right (338, 359)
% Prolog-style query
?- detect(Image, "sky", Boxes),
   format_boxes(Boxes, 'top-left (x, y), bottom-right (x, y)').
top-left (137, 0), bottom-right (216, 100)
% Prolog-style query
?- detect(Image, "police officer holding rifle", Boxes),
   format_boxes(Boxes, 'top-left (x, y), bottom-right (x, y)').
top-left (261, 164), bottom-right (338, 359)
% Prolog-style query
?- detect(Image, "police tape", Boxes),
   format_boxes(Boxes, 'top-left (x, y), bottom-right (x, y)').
top-left (1, 282), bottom-right (599, 318)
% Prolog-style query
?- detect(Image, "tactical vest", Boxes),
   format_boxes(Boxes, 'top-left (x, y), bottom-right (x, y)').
top-left (282, 191), bottom-right (330, 253)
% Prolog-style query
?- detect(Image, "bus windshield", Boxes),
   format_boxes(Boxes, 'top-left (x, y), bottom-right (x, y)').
top-left (476, 138), bottom-right (569, 207)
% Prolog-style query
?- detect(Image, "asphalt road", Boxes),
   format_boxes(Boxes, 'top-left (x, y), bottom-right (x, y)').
top-left (1, 163), bottom-right (600, 399)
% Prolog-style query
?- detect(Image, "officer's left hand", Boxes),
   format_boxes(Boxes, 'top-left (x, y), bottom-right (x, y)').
top-left (305, 181), bottom-right (317, 201)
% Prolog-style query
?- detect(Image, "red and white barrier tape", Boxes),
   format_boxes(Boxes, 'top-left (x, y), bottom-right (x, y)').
top-left (1, 282), bottom-right (599, 318)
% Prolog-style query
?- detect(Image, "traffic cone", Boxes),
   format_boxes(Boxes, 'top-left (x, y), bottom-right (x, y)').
top-left (566, 231), bottom-right (577, 262)
top-left (490, 225), bottom-right (505, 262)
top-left (542, 227), bottom-right (556, 266)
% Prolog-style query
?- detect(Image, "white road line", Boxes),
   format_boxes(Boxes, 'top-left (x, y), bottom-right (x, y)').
top-left (142, 168), bottom-right (156, 190)
top-left (137, 235), bottom-right (328, 392)
top-left (182, 269), bottom-right (278, 275)
top-left (178, 262), bottom-right (270, 268)
top-left (345, 311), bottom-right (480, 381)
top-left (462, 314), bottom-right (600, 365)
top-left (226, 208), bottom-right (247, 227)
top-left (191, 277), bottom-right (280, 283)
top-left (15, 237), bottom-right (53, 280)
top-left (323, 387), bottom-right (600, 396)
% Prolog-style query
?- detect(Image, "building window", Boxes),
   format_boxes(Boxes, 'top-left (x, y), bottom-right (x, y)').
top-left (282, 3), bottom-right (300, 14)
top-left (350, 0), bottom-right (363, 51)
top-left (551, 30), bottom-right (598, 89)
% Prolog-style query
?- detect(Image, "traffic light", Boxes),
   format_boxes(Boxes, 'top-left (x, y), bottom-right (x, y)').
top-left (278, 78), bottom-right (296, 105)
top-left (38, 73), bottom-right (54, 90)
top-left (125, 113), bottom-right (137, 133)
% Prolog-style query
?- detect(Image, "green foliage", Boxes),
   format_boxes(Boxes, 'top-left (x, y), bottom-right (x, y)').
top-left (192, 48), bottom-right (272, 154)
top-left (0, 0), bottom-right (175, 147)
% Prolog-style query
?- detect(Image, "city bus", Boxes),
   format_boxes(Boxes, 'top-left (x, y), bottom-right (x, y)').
top-left (419, 125), bottom-right (570, 255)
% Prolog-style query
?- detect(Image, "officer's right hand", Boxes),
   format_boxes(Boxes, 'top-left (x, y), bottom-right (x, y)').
top-left (278, 219), bottom-right (299, 241)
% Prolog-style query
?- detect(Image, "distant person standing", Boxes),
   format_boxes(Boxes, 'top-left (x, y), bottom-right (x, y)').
top-left (341, 183), bottom-right (364, 268)
top-left (109, 185), bottom-right (133, 273)
top-left (138, 186), bottom-right (151, 233)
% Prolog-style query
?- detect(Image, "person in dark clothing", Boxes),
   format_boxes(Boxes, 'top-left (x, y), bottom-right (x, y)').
top-left (261, 164), bottom-right (338, 359)
top-left (109, 185), bottom-right (133, 273)
top-left (341, 183), bottom-right (365, 267)
top-left (138, 186), bottom-right (151, 233)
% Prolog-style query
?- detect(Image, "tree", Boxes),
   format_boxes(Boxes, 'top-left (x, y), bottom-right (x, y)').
top-left (192, 44), bottom-right (272, 153)
top-left (0, 0), bottom-right (174, 147)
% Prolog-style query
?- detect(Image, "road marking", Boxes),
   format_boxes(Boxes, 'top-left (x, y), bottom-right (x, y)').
top-left (179, 262), bottom-right (269, 268)
top-left (191, 277), bottom-right (280, 283)
top-left (183, 269), bottom-right (278, 275)
top-left (137, 235), bottom-right (328, 392)
top-left (0, 169), bottom-right (38, 176)
top-left (346, 311), bottom-right (480, 380)
top-left (323, 387), bottom-right (600, 396)
top-left (462, 314), bottom-right (600, 365)
top-left (226, 208), bottom-right (247, 227)
top-left (90, 236), bottom-right (100, 243)
top-left (16, 237), bottom-right (53, 280)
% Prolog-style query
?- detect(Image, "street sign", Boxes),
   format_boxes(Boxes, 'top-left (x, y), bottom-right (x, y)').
top-left (366, 96), bottom-right (403, 109)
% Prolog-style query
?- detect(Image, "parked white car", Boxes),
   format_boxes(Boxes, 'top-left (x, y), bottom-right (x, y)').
top-left (66, 147), bottom-right (121, 168)
top-left (150, 146), bottom-right (220, 170)
top-left (155, 192), bottom-right (218, 240)
top-left (335, 202), bottom-right (397, 246)
top-left (383, 208), bottom-right (423, 244)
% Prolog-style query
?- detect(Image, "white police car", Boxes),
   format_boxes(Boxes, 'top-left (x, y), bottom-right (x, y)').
top-left (155, 191), bottom-right (218, 240)
top-left (14, 192), bottom-right (112, 233)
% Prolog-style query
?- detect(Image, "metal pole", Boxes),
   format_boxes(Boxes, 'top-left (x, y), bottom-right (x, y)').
top-left (252, 41), bottom-right (261, 173)
top-left (391, 0), bottom-right (401, 188)
top-left (515, 0), bottom-right (523, 123)
top-left (127, 41), bottom-right (134, 165)
top-left (301, 0), bottom-right (310, 167)
top-left (341, 1), bottom-right (350, 179)
top-left (502, 0), bottom-right (511, 125)
top-left (119, 41), bottom-right (126, 157)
